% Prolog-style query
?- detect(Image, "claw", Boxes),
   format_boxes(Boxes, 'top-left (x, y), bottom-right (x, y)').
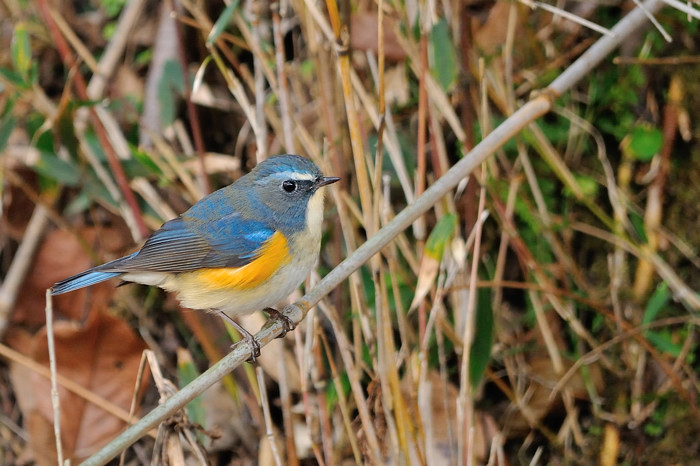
top-left (264, 307), bottom-right (296, 337)
top-left (236, 330), bottom-right (261, 363)
top-left (216, 311), bottom-right (260, 362)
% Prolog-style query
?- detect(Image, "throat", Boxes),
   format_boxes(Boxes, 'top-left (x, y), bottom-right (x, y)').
top-left (305, 190), bottom-right (326, 241)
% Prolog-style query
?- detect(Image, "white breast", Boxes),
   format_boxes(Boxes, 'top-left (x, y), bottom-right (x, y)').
top-left (305, 189), bottom-right (326, 243)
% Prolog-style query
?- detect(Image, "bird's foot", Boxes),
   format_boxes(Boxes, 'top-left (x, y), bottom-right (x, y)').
top-left (263, 307), bottom-right (296, 337)
top-left (216, 311), bottom-right (260, 362)
top-left (239, 330), bottom-right (261, 363)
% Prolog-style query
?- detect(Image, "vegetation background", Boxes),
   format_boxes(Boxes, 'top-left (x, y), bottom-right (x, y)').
top-left (1, 0), bottom-right (699, 464)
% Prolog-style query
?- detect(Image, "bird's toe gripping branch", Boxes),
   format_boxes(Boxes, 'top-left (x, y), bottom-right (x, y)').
top-left (216, 311), bottom-right (261, 362)
top-left (263, 307), bottom-right (296, 336)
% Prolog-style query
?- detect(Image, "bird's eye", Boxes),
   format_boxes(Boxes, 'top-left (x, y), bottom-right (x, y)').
top-left (282, 180), bottom-right (297, 193)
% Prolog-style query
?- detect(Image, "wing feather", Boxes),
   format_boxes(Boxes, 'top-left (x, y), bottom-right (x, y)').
top-left (100, 213), bottom-right (275, 273)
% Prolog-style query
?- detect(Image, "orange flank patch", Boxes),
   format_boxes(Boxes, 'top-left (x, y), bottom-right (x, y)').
top-left (194, 231), bottom-right (290, 290)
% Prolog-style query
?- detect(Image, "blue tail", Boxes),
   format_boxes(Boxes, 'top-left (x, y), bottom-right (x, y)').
top-left (51, 252), bottom-right (138, 295)
top-left (51, 269), bottom-right (122, 295)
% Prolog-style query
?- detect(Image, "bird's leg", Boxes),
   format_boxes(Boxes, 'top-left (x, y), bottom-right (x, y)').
top-left (216, 311), bottom-right (260, 362)
top-left (263, 307), bottom-right (296, 337)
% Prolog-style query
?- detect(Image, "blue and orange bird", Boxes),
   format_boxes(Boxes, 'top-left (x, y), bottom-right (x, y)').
top-left (52, 154), bottom-right (339, 359)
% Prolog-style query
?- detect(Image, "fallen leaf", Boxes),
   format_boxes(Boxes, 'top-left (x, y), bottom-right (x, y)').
top-left (355, 371), bottom-right (501, 464)
top-left (410, 254), bottom-right (441, 312)
top-left (410, 214), bottom-right (458, 311)
top-left (350, 13), bottom-right (406, 62)
top-left (503, 351), bottom-right (603, 437)
top-left (472, 1), bottom-right (526, 59)
top-left (3, 167), bottom-right (37, 239)
top-left (6, 309), bottom-right (148, 464)
top-left (14, 227), bottom-right (129, 326)
top-left (418, 371), bottom-right (499, 463)
top-left (384, 66), bottom-right (410, 106)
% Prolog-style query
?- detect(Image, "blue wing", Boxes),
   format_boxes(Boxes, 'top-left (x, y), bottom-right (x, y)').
top-left (52, 207), bottom-right (275, 295)
top-left (107, 211), bottom-right (275, 272)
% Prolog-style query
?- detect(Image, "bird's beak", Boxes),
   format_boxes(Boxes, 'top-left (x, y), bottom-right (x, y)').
top-left (315, 176), bottom-right (340, 188)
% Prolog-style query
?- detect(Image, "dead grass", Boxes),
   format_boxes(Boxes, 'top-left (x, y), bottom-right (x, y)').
top-left (1, 0), bottom-right (699, 464)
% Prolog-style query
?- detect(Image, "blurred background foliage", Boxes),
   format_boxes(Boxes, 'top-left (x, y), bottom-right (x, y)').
top-left (1, 0), bottom-right (700, 464)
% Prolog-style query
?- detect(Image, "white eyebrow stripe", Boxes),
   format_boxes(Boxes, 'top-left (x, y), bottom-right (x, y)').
top-left (272, 171), bottom-right (316, 181)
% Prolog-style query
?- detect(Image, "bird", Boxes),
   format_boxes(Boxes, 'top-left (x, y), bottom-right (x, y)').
top-left (52, 154), bottom-right (339, 360)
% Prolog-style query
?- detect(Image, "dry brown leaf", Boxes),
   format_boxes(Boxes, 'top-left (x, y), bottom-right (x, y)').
top-left (409, 254), bottom-right (440, 311)
top-left (114, 64), bottom-right (144, 100)
top-left (356, 372), bottom-right (502, 464)
top-left (3, 168), bottom-right (38, 239)
top-left (503, 353), bottom-right (603, 437)
top-left (350, 13), bottom-right (406, 62)
top-left (14, 227), bottom-right (129, 326)
top-left (6, 310), bottom-right (148, 464)
top-left (471, 1), bottom-right (526, 58)
top-left (419, 371), bottom-right (502, 464)
top-left (384, 66), bottom-right (410, 106)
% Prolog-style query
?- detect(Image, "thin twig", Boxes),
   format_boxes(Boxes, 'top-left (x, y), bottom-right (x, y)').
top-left (45, 291), bottom-right (64, 465)
top-left (0, 342), bottom-right (140, 425)
top-left (0, 204), bottom-right (49, 336)
top-left (272, 2), bottom-right (295, 153)
top-left (250, 3), bottom-right (269, 161)
top-left (275, 342), bottom-right (299, 466)
top-left (257, 366), bottom-right (284, 466)
top-left (659, 0), bottom-right (700, 19)
top-left (86, 0), bottom-right (148, 99)
top-left (519, 0), bottom-right (615, 36)
top-left (168, 0), bottom-right (211, 194)
top-left (457, 182), bottom-right (486, 466)
top-left (324, 0), bottom-right (374, 232)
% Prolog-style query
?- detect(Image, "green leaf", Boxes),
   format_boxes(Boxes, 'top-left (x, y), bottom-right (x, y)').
top-left (470, 288), bottom-right (494, 388)
top-left (101, 0), bottom-right (127, 17)
top-left (300, 59), bottom-right (315, 80)
top-left (430, 19), bottom-right (457, 91)
top-left (641, 283), bottom-right (681, 357)
top-left (83, 176), bottom-right (118, 209)
top-left (0, 100), bottom-right (17, 154)
top-left (424, 213), bottom-right (457, 261)
top-left (411, 214), bottom-right (459, 311)
top-left (35, 153), bottom-right (80, 186)
top-left (644, 420), bottom-right (663, 437)
top-left (102, 22), bottom-right (116, 40)
top-left (63, 191), bottom-right (91, 216)
top-left (131, 147), bottom-right (164, 176)
top-left (564, 174), bottom-right (599, 198)
top-left (629, 210), bottom-right (648, 244)
top-left (55, 101), bottom-right (80, 158)
top-left (326, 372), bottom-right (350, 412)
top-left (177, 350), bottom-right (206, 442)
top-left (11, 23), bottom-right (32, 82)
top-left (84, 129), bottom-right (107, 162)
top-left (642, 282), bottom-right (670, 326)
top-left (628, 125), bottom-right (663, 162)
top-left (207, 0), bottom-right (241, 45)
top-left (135, 48), bottom-right (153, 66)
top-left (158, 59), bottom-right (185, 127)
top-left (0, 68), bottom-right (28, 88)
top-left (646, 331), bottom-right (682, 357)
top-left (385, 271), bottom-right (414, 315)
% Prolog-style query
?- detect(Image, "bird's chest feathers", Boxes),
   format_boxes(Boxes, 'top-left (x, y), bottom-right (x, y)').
top-left (303, 189), bottom-right (326, 244)
top-left (282, 189), bottom-right (326, 270)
